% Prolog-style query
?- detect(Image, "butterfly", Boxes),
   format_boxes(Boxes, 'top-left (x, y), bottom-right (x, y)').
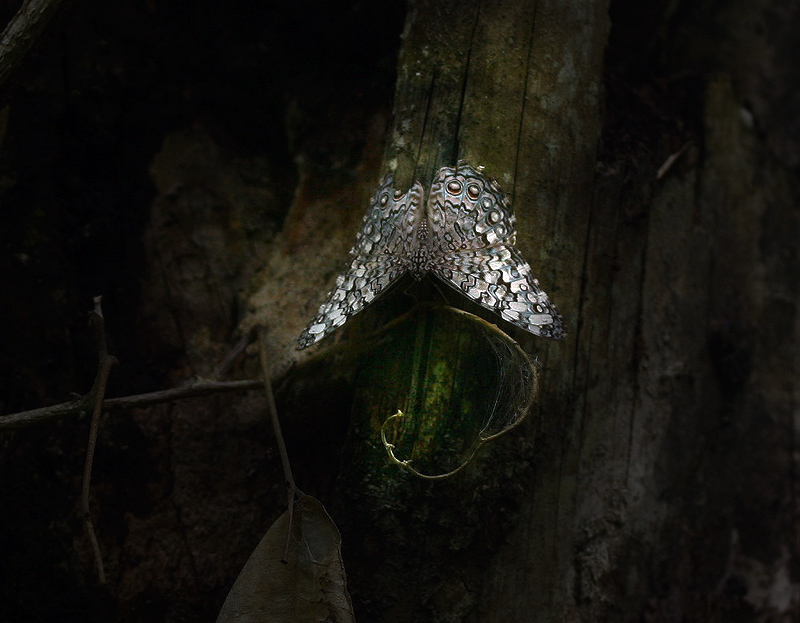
top-left (297, 161), bottom-right (565, 349)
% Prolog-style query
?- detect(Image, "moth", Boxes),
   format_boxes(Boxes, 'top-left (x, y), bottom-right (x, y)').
top-left (297, 161), bottom-right (565, 349)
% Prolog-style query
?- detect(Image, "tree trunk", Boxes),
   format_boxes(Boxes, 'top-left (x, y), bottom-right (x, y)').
top-left (312, 0), bottom-right (612, 621)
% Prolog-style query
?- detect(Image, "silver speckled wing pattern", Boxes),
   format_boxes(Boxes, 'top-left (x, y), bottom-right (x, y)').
top-left (297, 176), bottom-right (423, 349)
top-left (297, 161), bottom-right (565, 349)
top-left (425, 164), bottom-right (565, 339)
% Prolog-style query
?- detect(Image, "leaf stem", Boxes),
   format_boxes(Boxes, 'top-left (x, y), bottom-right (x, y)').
top-left (257, 327), bottom-right (298, 562)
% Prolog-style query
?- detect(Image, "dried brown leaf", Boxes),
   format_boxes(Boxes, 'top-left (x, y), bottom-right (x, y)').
top-left (217, 495), bottom-right (354, 623)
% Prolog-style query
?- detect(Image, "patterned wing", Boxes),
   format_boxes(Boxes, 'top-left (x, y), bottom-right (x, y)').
top-left (297, 175), bottom-right (423, 349)
top-left (426, 162), bottom-right (566, 338)
top-left (435, 245), bottom-right (566, 338)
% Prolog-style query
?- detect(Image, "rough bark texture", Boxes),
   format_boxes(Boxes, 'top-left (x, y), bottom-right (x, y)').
top-left (0, 0), bottom-right (798, 621)
top-left (0, 0), bottom-right (64, 90)
top-left (327, 1), bottom-right (611, 621)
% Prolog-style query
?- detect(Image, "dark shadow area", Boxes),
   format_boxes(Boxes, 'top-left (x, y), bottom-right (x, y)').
top-left (0, 1), bottom-right (405, 620)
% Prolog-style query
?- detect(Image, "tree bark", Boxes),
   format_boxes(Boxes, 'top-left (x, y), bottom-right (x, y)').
top-left (317, 0), bottom-right (611, 621)
top-left (315, 0), bottom-right (800, 621)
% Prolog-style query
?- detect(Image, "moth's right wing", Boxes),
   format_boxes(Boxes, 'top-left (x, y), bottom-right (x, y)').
top-left (426, 161), bottom-right (565, 339)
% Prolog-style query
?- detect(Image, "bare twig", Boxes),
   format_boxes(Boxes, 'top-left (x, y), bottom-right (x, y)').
top-left (0, 0), bottom-right (65, 91)
top-left (0, 395), bottom-right (93, 430)
top-left (257, 326), bottom-right (298, 563)
top-left (103, 379), bottom-right (263, 409)
top-left (656, 141), bottom-right (693, 180)
top-left (0, 378), bottom-right (263, 430)
top-left (0, 298), bottom-right (288, 575)
top-left (212, 331), bottom-right (254, 379)
top-left (80, 296), bottom-right (118, 584)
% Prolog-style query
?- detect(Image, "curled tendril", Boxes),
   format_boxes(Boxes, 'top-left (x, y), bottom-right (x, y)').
top-left (379, 307), bottom-right (538, 479)
top-left (380, 410), bottom-right (485, 479)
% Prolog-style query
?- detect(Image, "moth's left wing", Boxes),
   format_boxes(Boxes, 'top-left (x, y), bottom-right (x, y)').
top-left (297, 176), bottom-right (423, 349)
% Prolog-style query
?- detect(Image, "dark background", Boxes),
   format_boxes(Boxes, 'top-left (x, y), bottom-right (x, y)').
top-left (0, 1), bottom-right (405, 620)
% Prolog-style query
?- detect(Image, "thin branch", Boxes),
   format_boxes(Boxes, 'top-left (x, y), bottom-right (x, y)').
top-left (0, 378), bottom-right (263, 430)
top-left (656, 141), bottom-right (693, 180)
top-left (80, 296), bottom-right (118, 585)
top-left (0, 395), bottom-right (93, 430)
top-left (212, 331), bottom-right (253, 379)
top-left (258, 326), bottom-right (296, 492)
top-left (257, 326), bottom-right (298, 563)
top-left (0, 0), bottom-right (65, 91)
top-left (103, 379), bottom-right (263, 410)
